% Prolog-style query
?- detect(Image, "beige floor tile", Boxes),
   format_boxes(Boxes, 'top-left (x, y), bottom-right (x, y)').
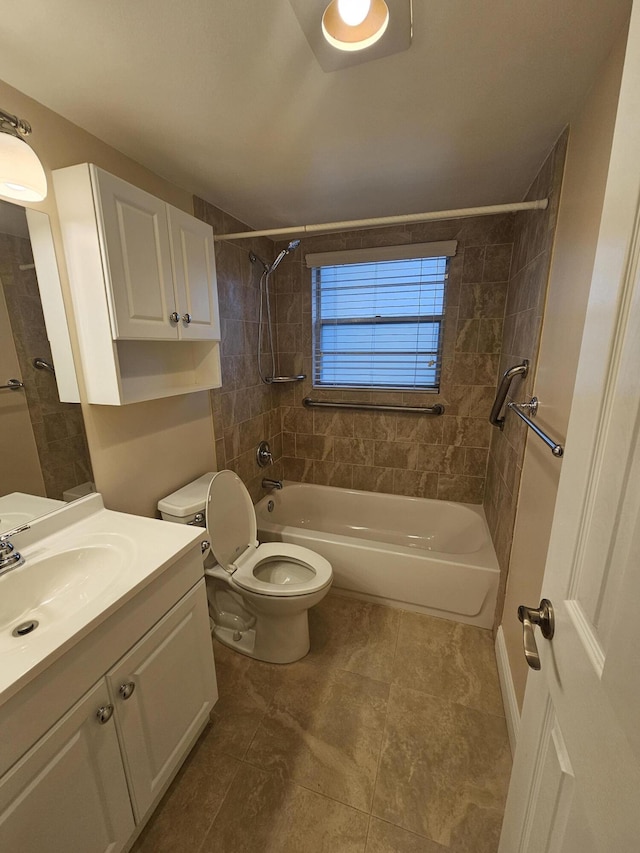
top-left (372, 685), bottom-right (511, 849)
top-left (245, 660), bottom-right (389, 811)
top-left (201, 762), bottom-right (370, 853)
top-left (366, 818), bottom-right (447, 852)
top-left (392, 611), bottom-right (504, 715)
top-left (130, 725), bottom-right (240, 853)
top-left (308, 593), bottom-right (401, 682)
top-left (208, 639), bottom-right (285, 758)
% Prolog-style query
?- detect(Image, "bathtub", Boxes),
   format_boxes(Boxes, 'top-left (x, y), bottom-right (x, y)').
top-left (255, 482), bottom-right (500, 628)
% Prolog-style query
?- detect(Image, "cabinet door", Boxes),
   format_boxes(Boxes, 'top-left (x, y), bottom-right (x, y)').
top-left (168, 205), bottom-right (221, 341)
top-left (107, 580), bottom-right (217, 821)
top-left (0, 680), bottom-right (134, 853)
top-left (93, 167), bottom-right (178, 340)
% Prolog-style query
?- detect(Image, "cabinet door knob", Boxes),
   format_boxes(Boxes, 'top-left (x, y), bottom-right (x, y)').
top-left (182, 313), bottom-right (192, 324)
top-left (118, 681), bottom-right (136, 700)
top-left (96, 704), bottom-right (114, 724)
top-left (169, 311), bottom-right (180, 323)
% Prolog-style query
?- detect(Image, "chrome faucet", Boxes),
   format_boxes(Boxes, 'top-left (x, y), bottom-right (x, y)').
top-left (262, 478), bottom-right (283, 491)
top-left (0, 524), bottom-right (30, 576)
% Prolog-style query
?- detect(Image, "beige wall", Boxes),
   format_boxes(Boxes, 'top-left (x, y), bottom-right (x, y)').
top-left (0, 78), bottom-right (216, 516)
top-left (501, 29), bottom-right (627, 708)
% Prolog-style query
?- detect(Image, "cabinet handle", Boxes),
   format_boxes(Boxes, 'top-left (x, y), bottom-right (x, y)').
top-left (118, 681), bottom-right (136, 700)
top-left (182, 313), bottom-right (192, 324)
top-left (169, 311), bottom-right (180, 323)
top-left (96, 704), bottom-right (114, 724)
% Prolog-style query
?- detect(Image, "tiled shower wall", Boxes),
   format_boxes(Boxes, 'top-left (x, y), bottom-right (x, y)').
top-left (483, 130), bottom-right (568, 618)
top-left (272, 216), bottom-right (515, 502)
top-left (0, 232), bottom-right (93, 500)
top-left (194, 199), bottom-right (283, 503)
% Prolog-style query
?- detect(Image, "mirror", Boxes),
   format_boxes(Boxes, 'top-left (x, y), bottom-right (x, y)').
top-left (0, 197), bottom-right (93, 532)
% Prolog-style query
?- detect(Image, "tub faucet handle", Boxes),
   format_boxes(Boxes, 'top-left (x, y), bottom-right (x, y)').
top-left (256, 440), bottom-right (273, 468)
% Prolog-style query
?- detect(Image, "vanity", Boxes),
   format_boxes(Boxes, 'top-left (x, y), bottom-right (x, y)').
top-left (0, 494), bottom-right (217, 852)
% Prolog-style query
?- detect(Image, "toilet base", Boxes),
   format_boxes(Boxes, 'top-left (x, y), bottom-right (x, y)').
top-left (212, 608), bottom-right (310, 664)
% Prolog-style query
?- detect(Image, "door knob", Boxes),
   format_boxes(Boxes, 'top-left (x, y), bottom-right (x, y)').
top-left (169, 311), bottom-right (180, 323)
top-left (517, 599), bottom-right (554, 671)
top-left (182, 313), bottom-right (192, 324)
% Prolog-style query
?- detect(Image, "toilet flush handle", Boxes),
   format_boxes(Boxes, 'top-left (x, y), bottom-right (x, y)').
top-left (201, 540), bottom-right (210, 554)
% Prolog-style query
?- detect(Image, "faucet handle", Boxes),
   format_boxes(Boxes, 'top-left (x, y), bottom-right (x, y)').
top-left (0, 523), bottom-right (30, 543)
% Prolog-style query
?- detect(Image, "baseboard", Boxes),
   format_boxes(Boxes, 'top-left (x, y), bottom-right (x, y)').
top-left (495, 626), bottom-right (520, 755)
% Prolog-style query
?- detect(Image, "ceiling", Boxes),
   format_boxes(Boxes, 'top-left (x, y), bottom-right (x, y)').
top-left (0, 0), bottom-right (631, 230)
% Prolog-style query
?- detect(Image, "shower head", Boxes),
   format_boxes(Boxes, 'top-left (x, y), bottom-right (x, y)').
top-left (268, 238), bottom-right (301, 274)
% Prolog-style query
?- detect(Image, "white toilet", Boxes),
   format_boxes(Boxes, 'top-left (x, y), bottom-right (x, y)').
top-left (158, 470), bottom-right (332, 664)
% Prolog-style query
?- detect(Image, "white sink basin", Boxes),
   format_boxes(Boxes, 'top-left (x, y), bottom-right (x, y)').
top-left (0, 534), bottom-right (135, 641)
top-left (0, 493), bottom-right (205, 704)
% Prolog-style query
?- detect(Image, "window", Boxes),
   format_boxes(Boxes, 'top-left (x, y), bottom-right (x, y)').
top-left (309, 241), bottom-right (455, 392)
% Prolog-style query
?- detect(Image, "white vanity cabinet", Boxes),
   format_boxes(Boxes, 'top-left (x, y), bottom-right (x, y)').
top-left (0, 680), bottom-right (134, 853)
top-left (0, 567), bottom-right (217, 852)
top-left (53, 164), bottom-right (222, 404)
top-left (106, 581), bottom-right (214, 821)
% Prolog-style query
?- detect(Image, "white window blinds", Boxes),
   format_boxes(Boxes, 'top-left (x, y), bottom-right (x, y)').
top-left (309, 242), bottom-right (455, 392)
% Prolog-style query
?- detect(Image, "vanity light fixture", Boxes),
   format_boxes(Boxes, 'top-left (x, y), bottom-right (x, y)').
top-left (322, 0), bottom-right (390, 51)
top-left (0, 108), bottom-right (47, 202)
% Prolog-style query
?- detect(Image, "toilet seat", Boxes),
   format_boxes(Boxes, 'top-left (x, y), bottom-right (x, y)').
top-left (206, 471), bottom-right (332, 598)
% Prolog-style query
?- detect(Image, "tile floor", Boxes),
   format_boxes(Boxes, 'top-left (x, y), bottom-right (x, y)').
top-left (131, 594), bottom-right (512, 853)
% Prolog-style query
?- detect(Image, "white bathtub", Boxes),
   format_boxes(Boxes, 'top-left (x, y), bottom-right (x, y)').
top-left (255, 482), bottom-right (500, 628)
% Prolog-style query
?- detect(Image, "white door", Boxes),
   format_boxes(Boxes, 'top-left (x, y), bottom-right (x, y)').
top-left (93, 167), bottom-right (178, 340)
top-left (0, 680), bottom-right (134, 853)
top-left (106, 581), bottom-right (217, 822)
top-left (499, 6), bottom-right (640, 851)
top-left (168, 205), bottom-right (221, 341)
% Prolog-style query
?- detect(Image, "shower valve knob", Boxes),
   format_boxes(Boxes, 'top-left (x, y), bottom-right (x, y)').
top-left (182, 313), bottom-right (192, 324)
top-left (169, 311), bottom-right (180, 323)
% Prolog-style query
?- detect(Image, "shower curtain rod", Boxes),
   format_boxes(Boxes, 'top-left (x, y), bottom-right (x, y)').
top-left (213, 199), bottom-right (549, 242)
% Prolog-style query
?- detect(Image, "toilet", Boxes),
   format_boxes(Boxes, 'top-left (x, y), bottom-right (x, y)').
top-left (158, 470), bottom-right (332, 664)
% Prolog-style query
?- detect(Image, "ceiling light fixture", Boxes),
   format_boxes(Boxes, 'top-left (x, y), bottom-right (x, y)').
top-left (0, 108), bottom-right (47, 202)
top-left (322, 0), bottom-right (390, 52)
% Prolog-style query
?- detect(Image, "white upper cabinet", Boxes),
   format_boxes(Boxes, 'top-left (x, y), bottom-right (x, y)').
top-left (93, 168), bottom-right (176, 340)
top-left (53, 164), bottom-right (222, 405)
top-left (168, 205), bottom-right (221, 341)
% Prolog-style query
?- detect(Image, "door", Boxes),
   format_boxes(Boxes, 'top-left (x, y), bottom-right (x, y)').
top-left (168, 205), bottom-right (221, 341)
top-left (0, 680), bottom-right (134, 853)
top-left (106, 581), bottom-right (217, 821)
top-left (93, 166), bottom-right (177, 340)
top-left (499, 6), bottom-right (640, 851)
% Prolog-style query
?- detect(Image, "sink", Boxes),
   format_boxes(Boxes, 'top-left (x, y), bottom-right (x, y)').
top-left (0, 492), bottom-right (204, 705)
top-left (0, 534), bottom-right (136, 640)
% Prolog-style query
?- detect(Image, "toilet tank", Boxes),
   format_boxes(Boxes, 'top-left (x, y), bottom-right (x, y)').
top-left (157, 473), bottom-right (215, 526)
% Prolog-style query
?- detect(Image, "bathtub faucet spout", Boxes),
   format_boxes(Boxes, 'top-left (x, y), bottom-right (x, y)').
top-left (262, 478), bottom-right (283, 491)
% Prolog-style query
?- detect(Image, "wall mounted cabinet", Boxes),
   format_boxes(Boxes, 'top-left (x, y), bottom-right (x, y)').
top-left (53, 164), bottom-right (221, 404)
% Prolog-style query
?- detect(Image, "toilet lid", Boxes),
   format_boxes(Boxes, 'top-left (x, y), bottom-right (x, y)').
top-left (206, 470), bottom-right (258, 573)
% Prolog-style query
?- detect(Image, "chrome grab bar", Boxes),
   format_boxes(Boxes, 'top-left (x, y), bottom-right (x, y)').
top-left (508, 398), bottom-right (564, 458)
top-left (1, 379), bottom-right (24, 391)
top-left (303, 397), bottom-right (445, 415)
top-left (489, 360), bottom-right (528, 429)
top-left (266, 375), bottom-right (306, 384)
